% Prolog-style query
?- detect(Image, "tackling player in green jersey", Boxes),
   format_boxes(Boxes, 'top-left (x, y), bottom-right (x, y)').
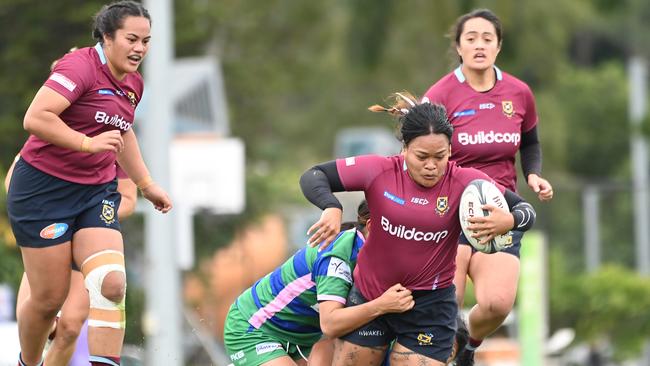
top-left (223, 201), bottom-right (414, 366)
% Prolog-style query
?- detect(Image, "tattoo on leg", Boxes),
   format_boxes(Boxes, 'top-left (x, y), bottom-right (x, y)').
top-left (333, 344), bottom-right (388, 366)
top-left (390, 349), bottom-right (439, 366)
top-left (368, 345), bottom-right (388, 366)
top-left (392, 348), bottom-right (417, 359)
top-left (417, 354), bottom-right (432, 366)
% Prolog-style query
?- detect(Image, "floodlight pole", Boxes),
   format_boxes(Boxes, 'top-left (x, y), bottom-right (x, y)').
top-left (629, 57), bottom-right (649, 276)
top-left (629, 56), bottom-right (650, 366)
top-left (143, 0), bottom-right (182, 365)
top-left (583, 185), bottom-right (600, 272)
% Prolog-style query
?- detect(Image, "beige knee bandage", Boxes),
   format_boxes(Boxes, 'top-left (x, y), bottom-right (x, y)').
top-left (81, 250), bottom-right (126, 329)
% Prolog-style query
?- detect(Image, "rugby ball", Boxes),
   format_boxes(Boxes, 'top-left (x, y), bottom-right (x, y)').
top-left (459, 179), bottom-right (513, 254)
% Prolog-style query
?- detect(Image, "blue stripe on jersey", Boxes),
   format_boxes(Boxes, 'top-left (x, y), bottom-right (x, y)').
top-left (350, 231), bottom-right (364, 263)
top-left (276, 245), bottom-right (338, 318)
top-left (314, 231), bottom-right (348, 263)
top-left (313, 233), bottom-right (339, 257)
top-left (284, 296), bottom-right (319, 317)
top-left (267, 271), bottom-right (320, 329)
top-left (251, 279), bottom-right (264, 309)
top-left (267, 315), bottom-right (321, 334)
top-left (292, 248), bottom-right (310, 276)
top-left (94, 43), bottom-right (107, 65)
top-left (269, 267), bottom-right (286, 296)
top-left (313, 256), bottom-right (333, 277)
top-left (252, 273), bottom-right (318, 327)
top-left (253, 274), bottom-right (316, 318)
top-left (273, 252), bottom-right (319, 317)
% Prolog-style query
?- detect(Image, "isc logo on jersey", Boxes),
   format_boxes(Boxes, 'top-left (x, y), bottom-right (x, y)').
top-left (411, 197), bottom-right (429, 205)
top-left (457, 131), bottom-right (520, 146)
top-left (95, 111), bottom-right (133, 131)
top-left (479, 103), bottom-right (495, 110)
top-left (380, 216), bottom-right (448, 243)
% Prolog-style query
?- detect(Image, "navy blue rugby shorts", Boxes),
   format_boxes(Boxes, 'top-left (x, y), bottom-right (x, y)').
top-left (341, 284), bottom-right (457, 363)
top-left (7, 158), bottom-right (121, 248)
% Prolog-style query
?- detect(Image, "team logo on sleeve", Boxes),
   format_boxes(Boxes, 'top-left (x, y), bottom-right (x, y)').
top-left (327, 257), bottom-right (352, 283)
top-left (435, 197), bottom-right (449, 216)
top-left (127, 91), bottom-right (138, 108)
top-left (501, 101), bottom-right (515, 118)
top-left (100, 200), bottom-right (116, 225)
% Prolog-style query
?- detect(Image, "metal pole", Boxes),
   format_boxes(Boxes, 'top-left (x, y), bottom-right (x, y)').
top-left (143, 0), bottom-right (182, 365)
top-left (583, 185), bottom-right (600, 272)
top-left (629, 56), bottom-right (650, 366)
top-left (629, 56), bottom-right (649, 276)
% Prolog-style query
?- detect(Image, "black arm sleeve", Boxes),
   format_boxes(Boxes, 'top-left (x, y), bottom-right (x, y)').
top-left (299, 160), bottom-right (345, 210)
top-left (519, 126), bottom-right (542, 178)
top-left (504, 189), bottom-right (537, 232)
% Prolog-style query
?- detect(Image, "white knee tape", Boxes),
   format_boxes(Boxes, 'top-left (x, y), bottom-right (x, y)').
top-left (81, 250), bottom-right (126, 329)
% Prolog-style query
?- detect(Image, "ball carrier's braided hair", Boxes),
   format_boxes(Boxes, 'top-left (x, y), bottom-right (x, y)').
top-left (369, 92), bottom-right (453, 145)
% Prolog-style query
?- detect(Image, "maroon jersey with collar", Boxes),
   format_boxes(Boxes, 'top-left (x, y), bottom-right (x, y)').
top-left (20, 43), bottom-right (143, 184)
top-left (336, 154), bottom-right (500, 300)
top-left (116, 164), bottom-right (128, 179)
top-left (423, 65), bottom-right (538, 191)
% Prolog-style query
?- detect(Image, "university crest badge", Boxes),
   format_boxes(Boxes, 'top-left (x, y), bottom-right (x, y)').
top-left (436, 197), bottom-right (449, 216)
top-left (502, 100), bottom-right (514, 118)
top-left (101, 204), bottom-right (115, 225)
top-left (127, 91), bottom-right (137, 108)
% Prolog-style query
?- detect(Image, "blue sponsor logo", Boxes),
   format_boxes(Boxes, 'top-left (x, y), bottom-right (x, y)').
top-left (383, 191), bottom-right (405, 205)
top-left (98, 89), bottom-right (115, 96)
top-left (452, 109), bottom-right (476, 117)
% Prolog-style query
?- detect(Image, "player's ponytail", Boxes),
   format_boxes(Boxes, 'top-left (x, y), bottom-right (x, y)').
top-left (369, 91), bottom-right (453, 146)
top-left (368, 91), bottom-right (419, 117)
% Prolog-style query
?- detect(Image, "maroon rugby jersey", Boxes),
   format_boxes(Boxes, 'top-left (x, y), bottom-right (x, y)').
top-left (423, 66), bottom-right (538, 191)
top-left (21, 44), bottom-right (143, 184)
top-left (336, 154), bottom-right (500, 300)
top-left (116, 164), bottom-right (128, 179)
